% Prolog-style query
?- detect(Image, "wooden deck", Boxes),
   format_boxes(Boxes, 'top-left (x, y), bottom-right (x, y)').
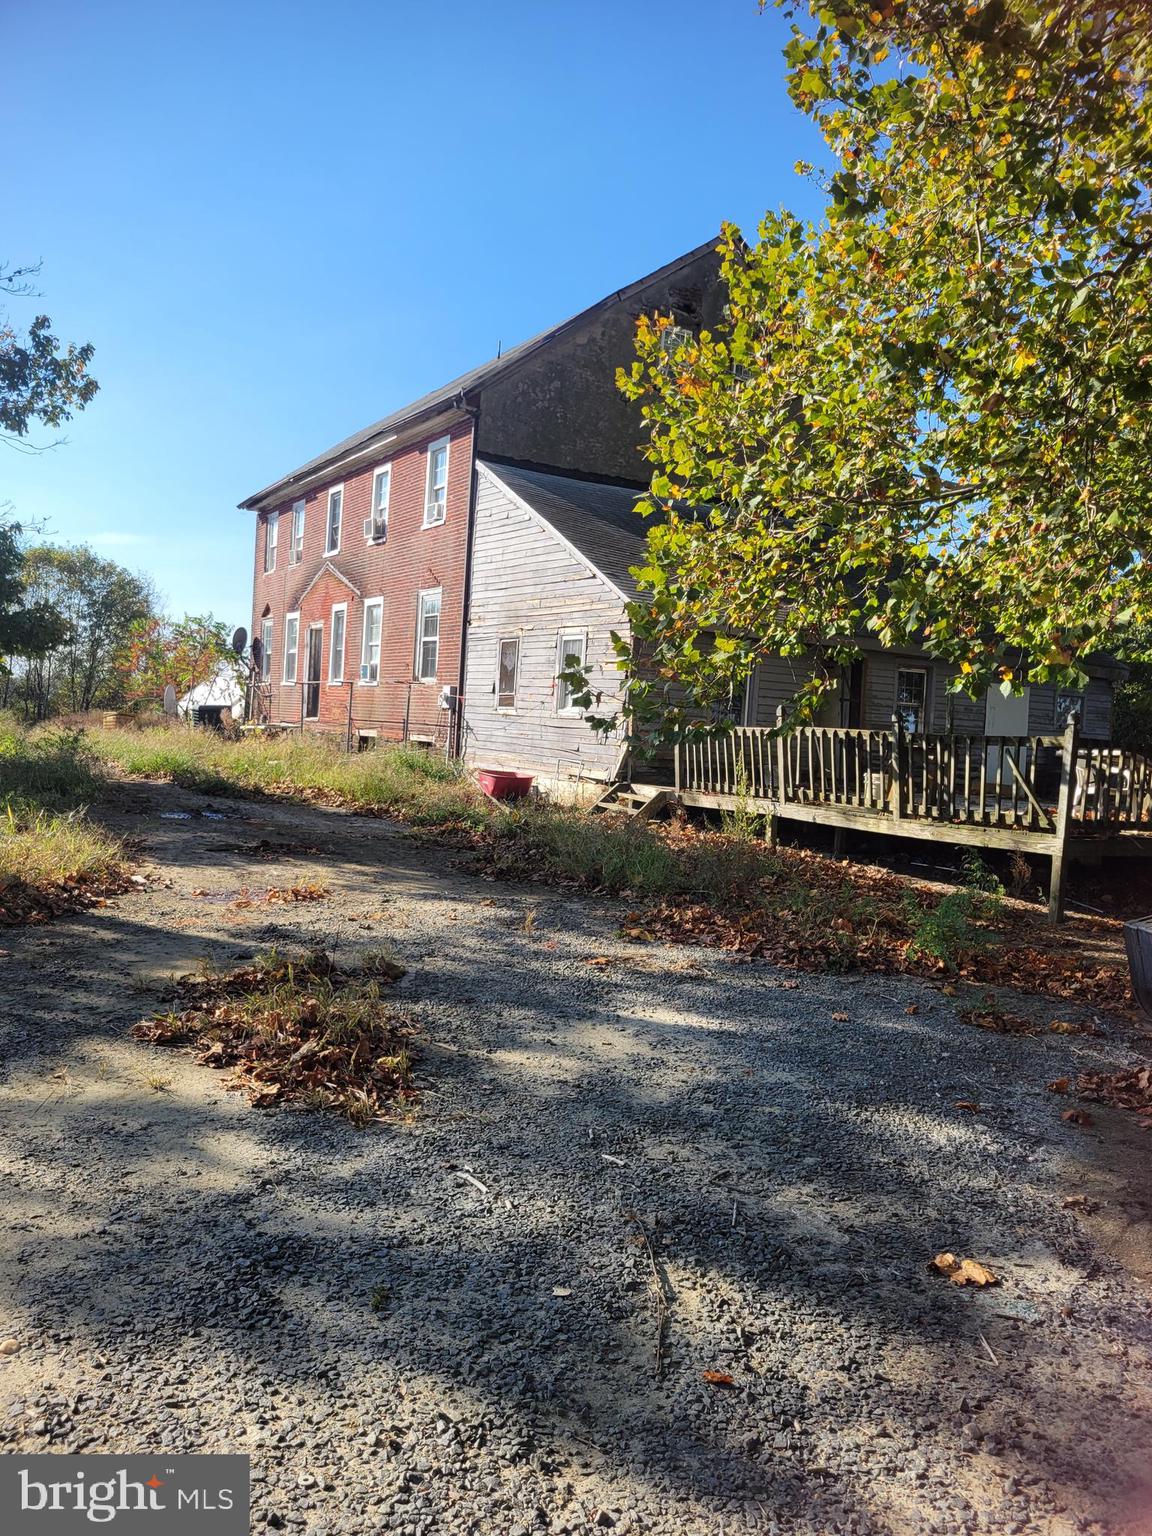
top-left (634, 714), bottom-right (1151, 919)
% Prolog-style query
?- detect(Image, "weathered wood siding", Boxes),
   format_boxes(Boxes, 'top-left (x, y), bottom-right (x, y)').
top-left (746, 652), bottom-right (1114, 738)
top-left (462, 473), bottom-right (629, 780)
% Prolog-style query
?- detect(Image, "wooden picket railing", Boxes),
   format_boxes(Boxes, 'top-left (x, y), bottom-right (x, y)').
top-left (674, 715), bottom-right (1152, 836)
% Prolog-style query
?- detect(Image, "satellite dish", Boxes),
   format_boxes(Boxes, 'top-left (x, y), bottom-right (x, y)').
top-left (250, 635), bottom-right (263, 670)
top-left (163, 684), bottom-right (178, 716)
top-left (231, 625), bottom-right (248, 656)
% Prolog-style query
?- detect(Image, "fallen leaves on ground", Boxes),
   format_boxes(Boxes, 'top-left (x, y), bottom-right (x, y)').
top-left (931, 1253), bottom-right (999, 1286)
top-left (131, 947), bottom-right (414, 1125)
top-left (1075, 1065), bottom-right (1152, 1119)
top-left (1047, 1077), bottom-right (1071, 1094)
top-left (701, 1370), bottom-right (736, 1387)
top-left (954, 1101), bottom-right (981, 1113)
top-left (0, 869), bottom-right (133, 928)
top-left (1061, 1107), bottom-right (1095, 1128)
top-left (959, 1006), bottom-right (1037, 1035)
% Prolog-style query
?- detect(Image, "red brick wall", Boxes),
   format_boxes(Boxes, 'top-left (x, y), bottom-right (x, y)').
top-left (249, 419), bottom-right (473, 744)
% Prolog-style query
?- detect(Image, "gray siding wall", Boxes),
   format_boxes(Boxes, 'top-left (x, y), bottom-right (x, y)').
top-left (747, 652), bottom-right (1114, 739)
top-left (462, 472), bottom-right (629, 780)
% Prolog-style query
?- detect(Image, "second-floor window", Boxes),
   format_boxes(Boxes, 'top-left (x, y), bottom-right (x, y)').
top-left (283, 613), bottom-right (300, 685)
top-left (325, 486), bottom-right (343, 554)
top-left (365, 466), bottom-right (390, 542)
top-left (260, 617), bottom-right (273, 681)
top-left (290, 500), bottom-right (305, 564)
top-left (415, 588), bottom-right (441, 681)
top-left (360, 599), bottom-right (383, 683)
top-left (264, 511), bottom-right (278, 572)
top-left (423, 438), bottom-right (449, 527)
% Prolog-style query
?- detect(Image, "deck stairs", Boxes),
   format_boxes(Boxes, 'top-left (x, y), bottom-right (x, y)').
top-left (591, 782), bottom-right (673, 820)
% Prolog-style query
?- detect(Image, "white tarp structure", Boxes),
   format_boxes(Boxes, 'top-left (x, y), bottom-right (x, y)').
top-left (178, 669), bottom-right (244, 720)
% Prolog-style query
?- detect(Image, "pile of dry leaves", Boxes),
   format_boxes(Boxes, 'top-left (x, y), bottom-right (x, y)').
top-left (1076, 1065), bottom-right (1152, 1123)
top-left (0, 869), bottom-right (135, 928)
top-left (131, 947), bottom-right (415, 1125)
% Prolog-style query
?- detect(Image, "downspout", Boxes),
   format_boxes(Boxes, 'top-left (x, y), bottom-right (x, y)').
top-left (454, 392), bottom-right (481, 761)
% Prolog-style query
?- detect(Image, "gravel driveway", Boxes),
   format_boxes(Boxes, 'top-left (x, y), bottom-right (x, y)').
top-left (1, 779), bottom-right (1151, 1535)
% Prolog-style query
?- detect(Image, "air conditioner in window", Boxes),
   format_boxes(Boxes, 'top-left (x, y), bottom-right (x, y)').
top-left (360, 662), bottom-right (379, 683)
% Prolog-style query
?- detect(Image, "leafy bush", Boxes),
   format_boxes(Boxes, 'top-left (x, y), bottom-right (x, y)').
top-left (905, 890), bottom-right (982, 970)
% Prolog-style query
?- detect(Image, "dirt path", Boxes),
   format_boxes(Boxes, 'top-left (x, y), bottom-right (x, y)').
top-left (2, 779), bottom-right (1152, 1536)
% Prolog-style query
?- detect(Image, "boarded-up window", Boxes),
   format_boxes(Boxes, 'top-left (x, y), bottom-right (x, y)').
top-left (496, 639), bottom-right (519, 711)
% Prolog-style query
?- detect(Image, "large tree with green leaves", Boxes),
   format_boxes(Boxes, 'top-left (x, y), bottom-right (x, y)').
top-left (609, 0), bottom-right (1152, 738)
top-left (11, 546), bottom-right (158, 719)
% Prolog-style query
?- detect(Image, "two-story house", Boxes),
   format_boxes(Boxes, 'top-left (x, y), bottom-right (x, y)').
top-left (240, 240), bottom-right (725, 751)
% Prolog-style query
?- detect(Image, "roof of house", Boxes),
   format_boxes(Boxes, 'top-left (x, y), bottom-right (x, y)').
top-left (238, 238), bottom-right (719, 510)
top-left (480, 460), bottom-right (653, 601)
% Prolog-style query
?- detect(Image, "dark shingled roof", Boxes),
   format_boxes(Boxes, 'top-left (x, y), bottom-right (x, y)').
top-left (239, 238), bottom-right (719, 510)
top-left (481, 461), bottom-right (655, 600)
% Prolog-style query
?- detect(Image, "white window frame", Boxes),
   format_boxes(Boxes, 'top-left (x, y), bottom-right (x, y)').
top-left (329, 602), bottom-right (347, 684)
top-left (895, 666), bottom-right (928, 734)
top-left (260, 617), bottom-right (274, 682)
top-left (324, 484), bottom-right (344, 555)
top-left (289, 499), bottom-right (306, 565)
top-left (414, 588), bottom-right (441, 682)
top-left (282, 612), bottom-right (300, 686)
top-left (364, 465), bottom-right (391, 543)
top-left (555, 631), bottom-right (587, 714)
top-left (264, 510), bottom-right (279, 573)
top-left (360, 598), bottom-right (383, 684)
top-left (423, 437), bottom-right (450, 528)
top-left (496, 637), bottom-right (520, 712)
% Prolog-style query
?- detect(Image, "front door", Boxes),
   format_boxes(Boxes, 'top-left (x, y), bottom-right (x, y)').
top-left (304, 625), bottom-right (323, 720)
top-left (985, 684), bottom-right (1030, 800)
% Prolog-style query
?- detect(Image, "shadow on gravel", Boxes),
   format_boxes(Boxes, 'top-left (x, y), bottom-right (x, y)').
top-left (2, 780), bottom-right (1150, 1534)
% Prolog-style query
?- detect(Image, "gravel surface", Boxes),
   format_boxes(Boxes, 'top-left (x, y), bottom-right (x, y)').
top-left (2, 778), bottom-right (1152, 1535)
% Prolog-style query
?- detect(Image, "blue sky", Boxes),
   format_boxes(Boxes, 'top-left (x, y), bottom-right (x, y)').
top-left (4, 0), bottom-right (825, 627)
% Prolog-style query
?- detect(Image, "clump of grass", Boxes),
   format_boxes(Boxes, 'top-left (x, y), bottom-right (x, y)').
top-left (0, 722), bottom-right (125, 916)
top-left (90, 725), bottom-right (488, 827)
top-left (132, 947), bottom-right (414, 1125)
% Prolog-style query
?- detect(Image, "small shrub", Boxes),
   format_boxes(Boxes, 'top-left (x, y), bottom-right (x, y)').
top-left (905, 890), bottom-right (981, 969)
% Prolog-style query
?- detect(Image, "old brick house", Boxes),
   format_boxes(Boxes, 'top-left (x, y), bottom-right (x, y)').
top-left (240, 240), bottom-right (724, 749)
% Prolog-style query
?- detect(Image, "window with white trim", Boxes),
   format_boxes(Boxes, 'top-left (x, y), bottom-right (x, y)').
top-left (264, 511), bottom-right (278, 573)
top-left (329, 604), bottom-right (347, 684)
top-left (325, 486), bottom-right (343, 554)
top-left (415, 588), bottom-right (441, 681)
top-left (289, 500), bottom-right (305, 564)
top-left (365, 466), bottom-right (390, 542)
top-left (360, 599), bottom-right (383, 683)
top-left (496, 638), bottom-right (520, 711)
top-left (896, 667), bottom-right (928, 733)
top-left (283, 613), bottom-right (300, 685)
top-left (423, 437), bottom-right (449, 527)
top-left (1054, 690), bottom-right (1084, 727)
top-left (260, 617), bottom-right (273, 681)
top-left (556, 633), bottom-right (586, 713)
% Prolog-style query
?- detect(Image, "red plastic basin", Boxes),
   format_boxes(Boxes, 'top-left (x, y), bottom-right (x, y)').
top-left (477, 769), bottom-right (534, 800)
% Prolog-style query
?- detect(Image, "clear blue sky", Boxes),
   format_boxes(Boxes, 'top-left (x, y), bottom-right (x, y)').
top-left (4, 0), bottom-right (825, 629)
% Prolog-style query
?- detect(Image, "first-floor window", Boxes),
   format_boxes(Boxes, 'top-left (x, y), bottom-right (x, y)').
top-left (1055, 690), bottom-right (1084, 727)
top-left (330, 604), bottom-right (347, 683)
top-left (415, 588), bottom-right (441, 681)
top-left (896, 667), bottom-right (927, 733)
top-left (496, 638), bottom-right (520, 711)
top-left (325, 485), bottom-right (343, 553)
top-left (283, 613), bottom-right (300, 685)
top-left (260, 617), bottom-right (273, 681)
top-left (264, 510), bottom-right (279, 572)
top-left (360, 599), bottom-right (383, 683)
top-left (556, 632), bottom-right (586, 712)
top-left (290, 499), bottom-right (305, 563)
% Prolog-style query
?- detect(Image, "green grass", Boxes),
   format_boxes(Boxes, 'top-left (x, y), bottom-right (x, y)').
top-left (88, 724), bottom-right (489, 827)
top-left (0, 719), bottom-right (124, 894)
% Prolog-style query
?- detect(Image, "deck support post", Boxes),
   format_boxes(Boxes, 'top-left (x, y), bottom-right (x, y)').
top-left (765, 813), bottom-right (779, 848)
top-left (833, 827), bottom-right (847, 857)
top-left (1048, 711), bottom-right (1080, 923)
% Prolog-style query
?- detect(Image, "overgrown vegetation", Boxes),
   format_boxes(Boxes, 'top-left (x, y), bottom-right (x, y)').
top-left (91, 723), bottom-right (488, 827)
top-left (0, 718), bottom-right (125, 916)
top-left (132, 947), bottom-right (415, 1125)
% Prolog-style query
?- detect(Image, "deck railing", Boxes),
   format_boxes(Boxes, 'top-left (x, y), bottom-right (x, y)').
top-left (675, 715), bottom-right (1152, 835)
